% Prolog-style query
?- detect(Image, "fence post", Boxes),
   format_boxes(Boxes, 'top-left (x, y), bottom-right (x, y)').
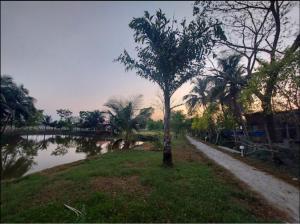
top-left (240, 145), bottom-right (245, 157)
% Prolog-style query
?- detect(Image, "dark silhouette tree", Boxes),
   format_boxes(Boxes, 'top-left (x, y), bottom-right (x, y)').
top-left (0, 75), bottom-right (37, 133)
top-left (116, 9), bottom-right (226, 166)
top-left (183, 77), bottom-right (210, 115)
top-left (209, 54), bottom-right (247, 128)
top-left (79, 110), bottom-right (105, 130)
top-left (56, 109), bottom-right (73, 130)
top-left (42, 115), bottom-right (52, 131)
top-left (105, 95), bottom-right (153, 149)
top-left (56, 109), bottom-right (72, 120)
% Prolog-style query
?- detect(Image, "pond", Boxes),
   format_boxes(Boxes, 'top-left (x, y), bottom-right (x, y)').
top-left (1, 135), bottom-right (144, 180)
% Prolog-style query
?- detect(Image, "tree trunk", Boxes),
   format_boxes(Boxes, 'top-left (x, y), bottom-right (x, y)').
top-left (232, 93), bottom-right (249, 137)
top-left (0, 114), bottom-right (11, 134)
top-left (124, 131), bottom-right (130, 149)
top-left (262, 96), bottom-right (276, 143)
top-left (163, 92), bottom-right (173, 167)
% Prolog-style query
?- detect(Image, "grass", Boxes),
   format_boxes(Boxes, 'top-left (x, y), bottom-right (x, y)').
top-left (1, 135), bottom-right (286, 222)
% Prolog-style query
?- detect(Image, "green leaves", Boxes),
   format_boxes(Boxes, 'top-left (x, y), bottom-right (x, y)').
top-left (115, 9), bottom-right (224, 96)
top-left (104, 96), bottom-right (153, 136)
top-left (0, 75), bottom-right (37, 128)
top-left (56, 109), bottom-right (73, 121)
top-left (183, 78), bottom-right (210, 115)
top-left (79, 110), bottom-right (105, 130)
top-left (184, 53), bottom-right (247, 126)
top-left (170, 110), bottom-right (188, 136)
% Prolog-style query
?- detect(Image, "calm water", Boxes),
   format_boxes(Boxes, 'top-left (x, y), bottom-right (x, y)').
top-left (1, 135), bottom-right (143, 180)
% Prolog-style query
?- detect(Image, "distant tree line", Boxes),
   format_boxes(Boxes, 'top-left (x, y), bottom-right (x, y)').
top-left (0, 75), bottom-right (160, 148)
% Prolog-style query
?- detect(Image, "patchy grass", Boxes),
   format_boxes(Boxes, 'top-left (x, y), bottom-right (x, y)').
top-left (1, 135), bottom-right (286, 222)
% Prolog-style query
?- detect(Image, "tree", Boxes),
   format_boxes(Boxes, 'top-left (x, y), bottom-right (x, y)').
top-left (56, 109), bottom-right (73, 130)
top-left (22, 109), bottom-right (44, 127)
top-left (194, 1), bottom-right (300, 142)
top-left (0, 75), bottom-right (37, 133)
top-left (42, 115), bottom-right (52, 130)
top-left (105, 95), bottom-right (153, 148)
top-left (152, 90), bottom-right (185, 117)
top-left (170, 110), bottom-right (187, 138)
top-left (243, 47), bottom-right (300, 141)
top-left (208, 54), bottom-right (248, 129)
top-left (191, 116), bottom-right (209, 137)
top-left (49, 120), bottom-right (59, 130)
top-left (116, 9), bottom-right (226, 166)
top-left (257, 47), bottom-right (300, 112)
top-left (79, 110), bottom-right (105, 130)
top-left (191, 103), bottom-right (219, 142)
top-left (147, 119), bottom-right (163, 131)
top-left (184, 54), bottom-right (247, 136)
top-left (183, 77), bottom-right (210, 115)
top-left (56, 109), bottom-right (72, 121)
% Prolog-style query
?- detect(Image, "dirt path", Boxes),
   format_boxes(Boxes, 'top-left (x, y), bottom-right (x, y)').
top-left (187, 136), bottom-right (300, 223)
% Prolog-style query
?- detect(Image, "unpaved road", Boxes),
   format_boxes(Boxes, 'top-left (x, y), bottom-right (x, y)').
top-left (187, 136), bottom-right (300, 222)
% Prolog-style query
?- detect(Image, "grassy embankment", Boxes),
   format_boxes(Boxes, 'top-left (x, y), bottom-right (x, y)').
top-left (1, 133), bottom-right (287, 222)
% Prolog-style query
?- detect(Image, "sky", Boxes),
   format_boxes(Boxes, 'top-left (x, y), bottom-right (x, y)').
top-left (1, 1), bottom-right (299, 120)
top-left (1, 1), bottom-right (195, 120)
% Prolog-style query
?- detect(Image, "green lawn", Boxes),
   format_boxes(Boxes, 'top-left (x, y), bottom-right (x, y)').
top-left (1, 136), bottom-right (282, 223)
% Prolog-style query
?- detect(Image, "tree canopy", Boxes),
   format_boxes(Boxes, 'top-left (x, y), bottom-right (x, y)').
top-left (116, 9), bottom-right (226, 166)
top-left (1, 75), bottom-right (37, 133)
top-left (104, 95), bottom-right (153, 148)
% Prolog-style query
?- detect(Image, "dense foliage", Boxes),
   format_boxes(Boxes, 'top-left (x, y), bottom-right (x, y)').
top-left (79, 110), bottom-right (105, 130)
top-left (147, 119), bottom-right (163, 131)
top-left (0, 75), bottom-right (37, 133)
top-left (104, 96), bottom-right (153, 148)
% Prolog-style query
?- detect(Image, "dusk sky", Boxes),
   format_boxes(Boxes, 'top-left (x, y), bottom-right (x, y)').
top-left (1, 1), bottom-right (299, 120)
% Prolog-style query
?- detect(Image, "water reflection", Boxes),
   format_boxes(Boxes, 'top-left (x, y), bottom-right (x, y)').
top-left (1, 135), bottom-right (142, 180)
top-left (1, 136), bottom-right (38, 180)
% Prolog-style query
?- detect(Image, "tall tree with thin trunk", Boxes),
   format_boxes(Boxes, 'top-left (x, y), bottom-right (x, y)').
top-left (115, 9), bottom-right (225, 166)
top-left (210, 54), bottom-right (247, 128)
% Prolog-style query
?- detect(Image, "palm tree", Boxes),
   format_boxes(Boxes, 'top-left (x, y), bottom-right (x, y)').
top-left (183, 78), bottom-right (210, 115)
top-left (105, 95), bottom-right (153, 149)
top-left (42, 115), bottom-right (52, 131)
top-left (209, 54), bottom-right (247, 127)
top-left (0, 75), bottom-right (36, 133)
top-left (116, 10), bottom-right (225, 166)
top-left (184, 54), bottom-right (248, 138)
